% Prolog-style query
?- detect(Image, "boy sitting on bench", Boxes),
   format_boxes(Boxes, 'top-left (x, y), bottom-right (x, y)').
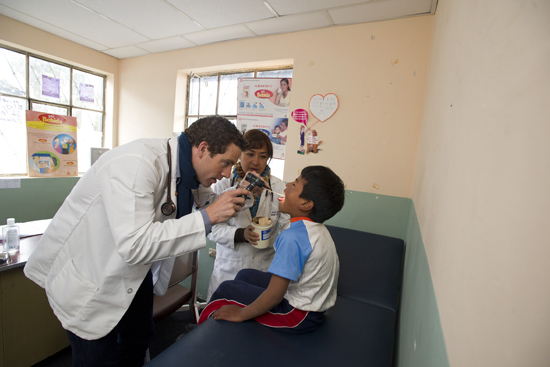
top-left (198, 166), bottom-right (345, 334)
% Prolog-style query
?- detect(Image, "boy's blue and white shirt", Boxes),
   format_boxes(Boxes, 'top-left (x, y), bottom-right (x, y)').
top-left (268, 218), bottom-right (339, 312)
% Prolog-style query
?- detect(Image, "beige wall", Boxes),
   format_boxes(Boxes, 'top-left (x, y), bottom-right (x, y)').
top-left (118, 16), bottom-right (433, 197)
top-left (413, 0), bottom-right (550, 366)
top-left (0, 15), bottom-right (120, 148)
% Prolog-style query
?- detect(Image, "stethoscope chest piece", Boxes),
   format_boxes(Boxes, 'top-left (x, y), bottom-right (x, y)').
top-left (161, 202), bottom-right (176, 216)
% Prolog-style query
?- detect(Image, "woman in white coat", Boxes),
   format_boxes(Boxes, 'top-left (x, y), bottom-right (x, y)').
top-left (207, 129), bottom-right (290, 300)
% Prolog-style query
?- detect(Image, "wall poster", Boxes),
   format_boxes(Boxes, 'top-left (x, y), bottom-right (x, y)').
top-left (26, 110), bottom-right (78, 177)
top-left (237, 78), bottom-right (291, 160)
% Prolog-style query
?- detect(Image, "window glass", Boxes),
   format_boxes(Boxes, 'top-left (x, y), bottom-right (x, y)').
top-left (185, 67), bottom-right (292, 180)
top-left (0, 96), bottom-right (28, 174)
top-left (188, 77), bottom-right (199, 116)
top-left (257, 69), bottom-right (293, 78)
top-left (31, 102), bottom-right (68, 116)
top-left (218, 72), bottom-right (254, 115)
top-left (72, 69), bottom-right (104, 111)
top-left (29, 56), bottom-right (70, 105)
top-left (0, 48), bottom-right (26, 97)
top-left (72, 108), bottom-right (103, 172)
top-left (0, 46), bottom-right (106, 175)
top-left (199, 76), bottom-right (218, 116)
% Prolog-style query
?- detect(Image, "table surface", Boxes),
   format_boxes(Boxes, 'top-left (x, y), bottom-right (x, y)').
top-left (0, 234), bottom-right (41, 272)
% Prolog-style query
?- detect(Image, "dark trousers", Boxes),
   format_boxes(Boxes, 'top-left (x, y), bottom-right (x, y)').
top-left (66, 271), bottom-right (155, 367)
top-left (201, 269), bottom-right (324, 334)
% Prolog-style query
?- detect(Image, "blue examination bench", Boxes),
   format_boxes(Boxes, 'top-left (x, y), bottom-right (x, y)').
top-left (146, 225), bottom-right (405, 367)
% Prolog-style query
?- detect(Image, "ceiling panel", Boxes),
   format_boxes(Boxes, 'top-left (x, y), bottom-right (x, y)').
top-left (102, 45), bottom-right (150, 59)
top-left (74, 0), bottom-right (203, 40)
top-left (184, 25), bottom-right (257, 46)
top-left (0, 4), bottom-right (108, 51)
top-left (329, 0), bottom-right (433, 25)
top-left (166, 0), bottom-right (275, 29)
top-left (137, 36), bottom-right (196, 53)
top-left (246, 11), bottom-right (333, 36)
top-left (0, 0), bottom-right (149, 48)
top-left (267, 0), bottom-right (373, 16)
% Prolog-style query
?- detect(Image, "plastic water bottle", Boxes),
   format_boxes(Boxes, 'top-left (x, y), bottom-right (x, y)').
top-left (2, 218), bottom-right (20, 255)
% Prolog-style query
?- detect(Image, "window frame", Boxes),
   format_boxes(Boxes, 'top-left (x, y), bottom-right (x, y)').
top-left (184, 66), bottom-right (293, 128)
top-left (0, 43), bottom-right (107, 176)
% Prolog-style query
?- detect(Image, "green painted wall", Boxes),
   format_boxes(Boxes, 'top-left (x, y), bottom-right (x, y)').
top-left (397, 201), bottom-right (449, 367)
top-left (0, 177), bottom-right (79, 224)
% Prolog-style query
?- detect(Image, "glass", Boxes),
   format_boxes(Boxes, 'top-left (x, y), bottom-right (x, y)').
top-left (31, 102), bottom-right (68, 116)
top-left (188, 77), bottom-right (199, 116)
top-left (218, 72), bottom-right (254, 115)
top-left (72, 69), bottom-right (104, 111)
top-left (199, 76), bottom-right (218, 116)
top-left (0, 96), bottom-right (27, 174)
top-left (72, 108), bottom-right (103, 172)
top-left (257, 69), bottom-right (293, 78)
top-left (186, 116), bottom-right (198, 128)
top-left (29, 56), bottom-right (70, 104)
top-left (0, 48), bottom-right (26, 97)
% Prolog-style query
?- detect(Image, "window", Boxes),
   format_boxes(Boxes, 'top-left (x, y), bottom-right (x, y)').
top-left (0, 45), bottom-right (106, 175)
top-left (186, 67), bottom-right (293, 178)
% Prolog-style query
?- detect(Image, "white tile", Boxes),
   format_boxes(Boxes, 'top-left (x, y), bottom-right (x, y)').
top-left (0, 4), bottom-right (109, 51)
top-left (74, 0), bottom-right (203, 39)
top-left (183, 25), bottom-right (256, 45)
top-left (137, 36), bottom-right (196, 53)
top-left (101, 45), bottom-right (150, 59)
top-left (0, 0), bottom-right (148, 48)
top-left (246, 11), bottom-right (333, 36)
top-left (166, 0), bottom-right (275, 29)
top-left (329, 0), bottom-right (433, 25)
top-left (267, 0), bottom-right (373, 16)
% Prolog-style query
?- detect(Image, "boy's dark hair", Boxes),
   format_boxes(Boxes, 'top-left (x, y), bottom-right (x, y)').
top-left (300, 166), bottom-right (345, 223)
top-left (185, 116), bottom-right (247, 156)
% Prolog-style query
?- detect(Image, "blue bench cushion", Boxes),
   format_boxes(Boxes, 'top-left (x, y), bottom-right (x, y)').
top-left (146, 296), bottom-right (397, 367)
top-left (326, 225), bottom-right (404, 312)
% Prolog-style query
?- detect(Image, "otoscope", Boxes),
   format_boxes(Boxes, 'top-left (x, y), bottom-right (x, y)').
top-left (240, 172), bottom-right (269, 199)
top-left (239, 172), bottom-right (285, 199)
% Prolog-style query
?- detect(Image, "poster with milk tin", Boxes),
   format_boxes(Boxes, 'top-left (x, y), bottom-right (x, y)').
top-left (26, 110), bottom-right (78, 177)
top-left (237, 78), bottom-right (292, 160)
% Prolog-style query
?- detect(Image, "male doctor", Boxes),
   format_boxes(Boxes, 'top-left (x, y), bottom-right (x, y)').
top-left (24, 116), bottom-right (250, 367)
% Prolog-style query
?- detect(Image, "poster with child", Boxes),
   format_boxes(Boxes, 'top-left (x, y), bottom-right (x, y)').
top-left (237, 78), bottom-right (292, 160)
top-left (26, 111), bottom-right (78, 177)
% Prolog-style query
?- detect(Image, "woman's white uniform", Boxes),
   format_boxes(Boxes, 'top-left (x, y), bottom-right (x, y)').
top-left (207, 175), bottom-right (290, 300)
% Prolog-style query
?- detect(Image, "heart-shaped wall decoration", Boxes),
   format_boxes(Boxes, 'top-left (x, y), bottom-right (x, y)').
top-left (309, 94), bottom-right (339, 122)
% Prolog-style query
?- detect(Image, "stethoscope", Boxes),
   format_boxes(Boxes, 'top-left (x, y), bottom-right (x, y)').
top-left (161, 141), bottom-right (176, 216)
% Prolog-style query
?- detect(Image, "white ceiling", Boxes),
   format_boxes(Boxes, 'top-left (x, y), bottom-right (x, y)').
top-left (0, 0), bottom-right (437, 59)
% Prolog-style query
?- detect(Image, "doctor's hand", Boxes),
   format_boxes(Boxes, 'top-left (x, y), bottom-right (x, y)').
top-left (244, 225), bottom-right (260, 245)
top-left (206, 189), bottom-right (250, 225)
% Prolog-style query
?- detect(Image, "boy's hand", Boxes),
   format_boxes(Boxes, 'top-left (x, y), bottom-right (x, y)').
top-left (244, 225), bottom-right (259, 245)
top-left (212, 305), bottom-right (244, 322)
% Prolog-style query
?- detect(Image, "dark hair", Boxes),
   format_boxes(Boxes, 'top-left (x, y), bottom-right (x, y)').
top-left (281, 78), bottom-right (291, 92)
top-left (243, 129), bottom-right (273, 159)
top-left (281, 119), bottom-right (288, 128)
top-left (300, 166), bottom-right (345, 223)
top-left (185, 116), bottom-right (247, 156)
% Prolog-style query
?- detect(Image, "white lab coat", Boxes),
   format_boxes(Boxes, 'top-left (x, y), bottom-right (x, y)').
top-left (24, 136), bottom-right (208, 340)
top-left (207, 175), bottom-right (290, 300)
